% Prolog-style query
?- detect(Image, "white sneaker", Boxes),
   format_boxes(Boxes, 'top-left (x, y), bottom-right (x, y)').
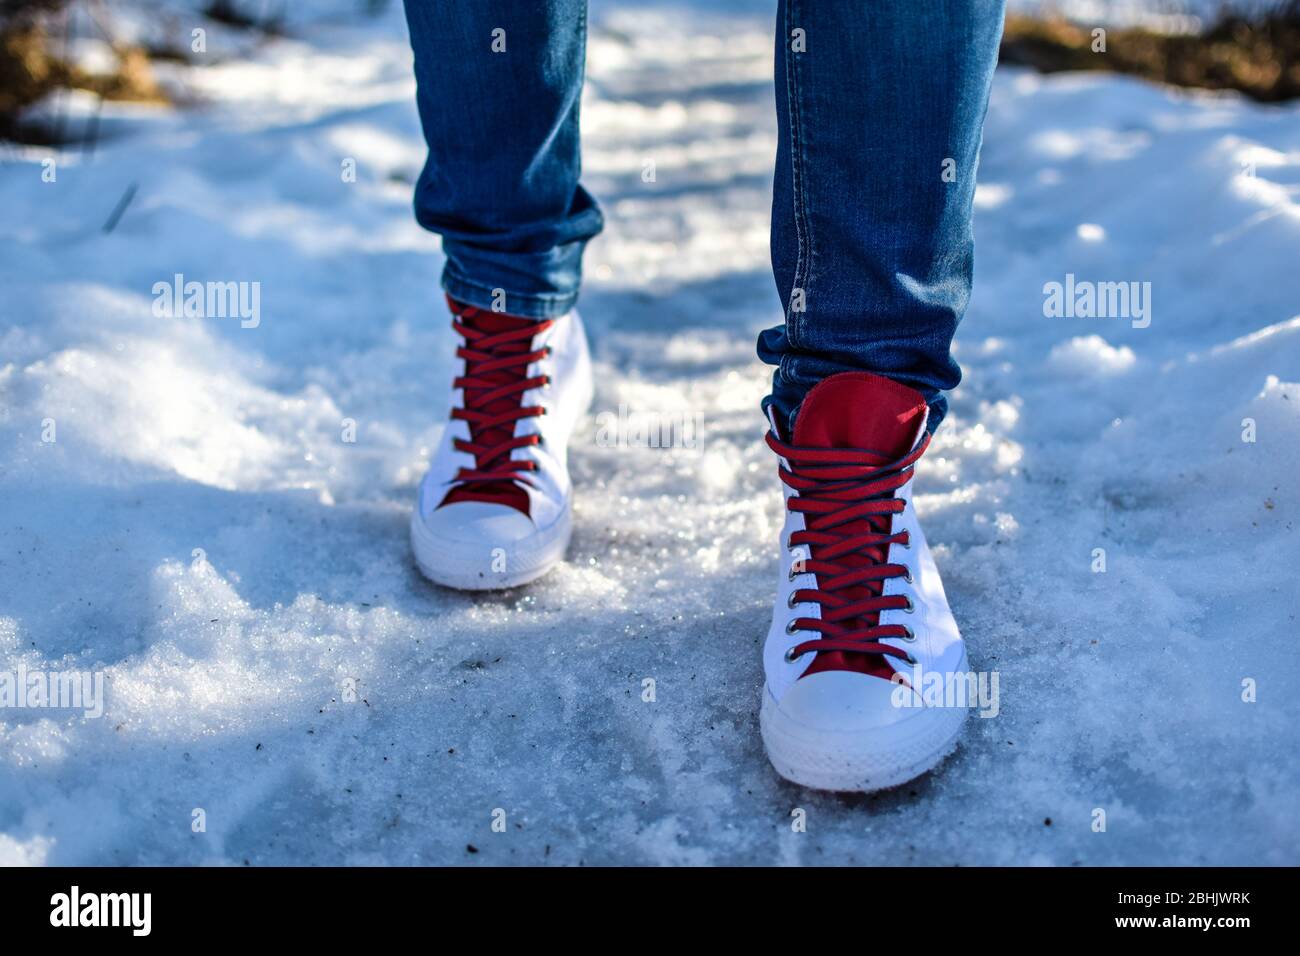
top-left (410, 297), bottom-right (593, 590)
top-left (760, 372), bottom-right (968, 791)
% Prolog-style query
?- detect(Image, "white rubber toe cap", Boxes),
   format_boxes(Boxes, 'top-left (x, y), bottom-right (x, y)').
top-left (419, 501), bottom-right (536, 548)
top-left (760, 669), bottom-right (966, 792)
top-left (410, 500), bottom-right (572, 591)
top-left (775, 670), bottom-right (922, 734)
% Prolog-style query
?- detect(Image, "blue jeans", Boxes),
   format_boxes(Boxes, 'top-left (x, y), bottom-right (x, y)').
top-left (402, 0), bottom-right (1004, 430)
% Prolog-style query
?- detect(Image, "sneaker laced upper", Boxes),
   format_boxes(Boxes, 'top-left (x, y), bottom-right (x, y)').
top-left (442, 297), bottom-right (552, 514)
top-left (767, 372), bottom-right (931, 679)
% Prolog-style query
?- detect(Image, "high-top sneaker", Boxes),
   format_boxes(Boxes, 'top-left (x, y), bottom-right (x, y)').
top-left (410, 297), bottom-right (593, 590)
top-left (760, 372), bottom-right (968, 791)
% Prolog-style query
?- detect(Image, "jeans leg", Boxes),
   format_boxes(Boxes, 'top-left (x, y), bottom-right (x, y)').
top-left (760, 0), bottom-right (1005, 431)
top-left (403, 0), bottom-right (602, 319)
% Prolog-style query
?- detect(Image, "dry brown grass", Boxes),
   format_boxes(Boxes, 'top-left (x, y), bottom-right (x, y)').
top-left (1001, 6), bottom-right (1300, 103)
top-left (1, 7), bottom-right (165, 143)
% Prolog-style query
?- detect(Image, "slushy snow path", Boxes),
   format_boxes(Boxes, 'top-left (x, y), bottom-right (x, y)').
top-left (1, 2), bottom-right (1298, 865)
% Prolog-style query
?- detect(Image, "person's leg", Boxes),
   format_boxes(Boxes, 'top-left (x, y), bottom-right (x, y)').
top-left (402, 0), bottom-right (601, 318)
top-left (757, 0), bottom-right (1005, 793)
top-left (404, 0), bottom-right (598, 590)
top-left (760, 0), bottom-right (1005, 431)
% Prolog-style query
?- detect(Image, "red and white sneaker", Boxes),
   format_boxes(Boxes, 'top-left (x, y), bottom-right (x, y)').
top-left (410, 297), bottom-right (593, 590)
top-left (760, 372), bottom-right (968, 791)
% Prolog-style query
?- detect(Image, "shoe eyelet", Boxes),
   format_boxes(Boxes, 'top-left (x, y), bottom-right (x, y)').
top-left (901, 624), bottom-right (916, 642)
top-left (904, 654), bottom-right (918, 666)
top-left (784, 620), bottom-right (801, 636)
top-left (900, 536), bottom-right (912, 550)
top-left (903, 596), bottom-right (915, 614)
top-left (784, 647), bottom-right (803, 664)
top-left (786, 592), bottom-right (799, 610)
top-left (902, 566), bottom-right (913, 584)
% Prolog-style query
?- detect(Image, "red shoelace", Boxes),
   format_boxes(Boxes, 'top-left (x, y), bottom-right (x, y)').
top-left (444, 300), bottom-right (553, 511)
top-left (766, 429), bottom-right (931, 667)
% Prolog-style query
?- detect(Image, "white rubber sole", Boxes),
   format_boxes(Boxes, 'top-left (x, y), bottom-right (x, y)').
top-left (409, 504), bottom-right (572, 591)
top-left (760, 655), bottom-right (969, 792)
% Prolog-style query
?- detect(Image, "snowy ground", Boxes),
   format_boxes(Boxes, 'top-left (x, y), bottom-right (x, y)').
top-left (1, 1), bottom-right (1298, 865)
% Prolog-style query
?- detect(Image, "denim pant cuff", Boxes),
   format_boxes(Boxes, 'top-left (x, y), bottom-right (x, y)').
top-left (769, 367), bottom-right (949, 438)
top-left (441, 266), bottom-right (581, 320)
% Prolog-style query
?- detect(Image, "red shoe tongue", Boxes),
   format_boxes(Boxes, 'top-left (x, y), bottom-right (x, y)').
top-left (460, 307), bottom-right (534, 336)
top-left (792, 372), bottom-right (928, 459)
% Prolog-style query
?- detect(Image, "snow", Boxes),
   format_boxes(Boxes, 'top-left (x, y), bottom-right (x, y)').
top-left (1, 1), bottom-right (1298, 866)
